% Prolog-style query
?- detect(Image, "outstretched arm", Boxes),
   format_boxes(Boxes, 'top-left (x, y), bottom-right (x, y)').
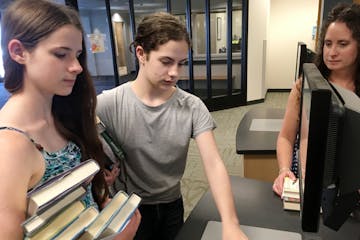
top-left (273, 79), bottom-right (302, 196)
top-left (195, 130), bottom-right (248, 240)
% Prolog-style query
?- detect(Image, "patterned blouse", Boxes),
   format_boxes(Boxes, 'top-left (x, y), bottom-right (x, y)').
top-left (0, 126), bottom-right (97, 208)
top-left (291, 134), bottom-right (300, 178)
top-left (40, 141), bottom-right (97, 208)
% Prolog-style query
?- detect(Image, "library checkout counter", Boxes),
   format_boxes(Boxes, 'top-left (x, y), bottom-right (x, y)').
top-left (175, 177), bottom-right (360, 240)
top-left (236, 107), bottom-right (285, 182)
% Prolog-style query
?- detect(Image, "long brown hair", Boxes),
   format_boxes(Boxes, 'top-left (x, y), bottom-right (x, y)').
top-left (1, 0), bottom-right (108, 206)
top-left (314, 3), bottom-right (360, 96)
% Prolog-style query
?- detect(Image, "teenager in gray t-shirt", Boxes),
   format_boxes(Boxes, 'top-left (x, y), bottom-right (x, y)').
top-left (97, 12), bottom-right (247, 240)
top-left (97, 81), bottom-right (215, 203)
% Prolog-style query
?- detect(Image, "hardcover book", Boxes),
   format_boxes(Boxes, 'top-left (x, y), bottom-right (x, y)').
top-left (22, 186), bottom-right (87, 236)
top-left (282, 177), bottom-right (300, 211)
top-left (24, 200), bottom-right (86, 240)
top-left (283, 200), bottom-right (301, 211)
top-left (26, 159), bottom-right (100, 217)
top-left (78, 191), bottom-right (129, 239)
top-left (53, 206), bottom-right (99, 240)
top-left (98, 193), bottom-right (142, 238)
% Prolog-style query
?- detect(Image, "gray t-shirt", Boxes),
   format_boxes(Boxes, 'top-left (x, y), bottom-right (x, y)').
top-left (96, 82), bottom-right (216, 204)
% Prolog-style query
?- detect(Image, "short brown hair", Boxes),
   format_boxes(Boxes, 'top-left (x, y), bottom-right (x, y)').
top-left (130, 12), bottom-right (191, 54)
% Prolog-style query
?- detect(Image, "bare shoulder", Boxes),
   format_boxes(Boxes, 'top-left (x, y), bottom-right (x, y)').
top-left (0, 130), bottom-right (44, 238)
top-left (0, 129), bottom-right (44, 188)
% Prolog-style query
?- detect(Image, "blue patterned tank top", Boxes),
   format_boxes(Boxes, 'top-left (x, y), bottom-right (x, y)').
top-left (40, 141), bottom-right (97, 208)
top-left (0, 126), bottom-right (97, 209)
top-left (291, 134), bottom-right (300, 178)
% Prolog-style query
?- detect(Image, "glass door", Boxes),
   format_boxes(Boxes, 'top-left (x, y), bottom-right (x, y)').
top-left (71, 0), bottom-right (248, 110)
top-left (77, 0), bottom-right (117, 94)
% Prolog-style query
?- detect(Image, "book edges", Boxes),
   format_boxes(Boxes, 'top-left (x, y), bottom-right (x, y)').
top-left (80, 191), bottom-right (129, 239)
top-left (24, 200), bottom-right (86, 240)
top-left (27, 159), bottom-right (98, 195)
top-left (282, 177), bottom-right (301, 212)
top-left (100, 193), bottom-right (141, 237)
top-left (282, 196), bottom-right (300, 202)
top-left (52, 206), bottom-right (99, 240)
top-left (25, 192), bottom-right (141, 240)
top-left (22, 186), bottom-right (87, 236)
top-left (283, 200), bottom-right (300, 211)
top-left (282, 177), bottom-right (300, 194)
top-left (26, 159), bottom-right (99, 216)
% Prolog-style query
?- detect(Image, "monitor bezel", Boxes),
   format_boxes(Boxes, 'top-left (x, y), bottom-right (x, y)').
top-left (298, 63), bottom-right (344, 232)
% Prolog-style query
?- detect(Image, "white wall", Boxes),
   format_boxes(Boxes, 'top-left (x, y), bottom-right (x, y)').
top-left (266, 0), bottom-right (319, 90)
top-left (247, 0), bottom-right (270, 102)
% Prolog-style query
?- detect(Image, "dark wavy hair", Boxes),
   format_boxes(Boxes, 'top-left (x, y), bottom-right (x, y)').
top-left (314, 3), bottom-right (360, 96)
top-left (130, 12), bottom-right (191, 55)
top-left (1, 0), bottom-right (108, 206)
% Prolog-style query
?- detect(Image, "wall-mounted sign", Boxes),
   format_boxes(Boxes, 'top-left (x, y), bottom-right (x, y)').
top-left (87, 32), bottom-right (106, 53)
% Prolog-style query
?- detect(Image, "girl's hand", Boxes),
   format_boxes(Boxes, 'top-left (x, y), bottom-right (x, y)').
top-left (113, 209), bottom-right (141, 240)
top-left (104, 165), bottom-right (120, 186)
top-left (222, 221), bottom-right (248, 240)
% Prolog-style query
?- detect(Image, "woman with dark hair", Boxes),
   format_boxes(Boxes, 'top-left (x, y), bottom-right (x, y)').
top-left (273, 3), bottom-right (360, 196)
top-left (0, 0), bottom-right (139, 239)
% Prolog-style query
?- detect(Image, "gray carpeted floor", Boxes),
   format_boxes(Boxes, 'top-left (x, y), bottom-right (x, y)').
top-left (181, 91), bottom-right (290, 219)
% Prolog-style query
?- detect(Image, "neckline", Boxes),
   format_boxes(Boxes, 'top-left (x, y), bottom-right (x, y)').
top-left (126, 81), bottom-right (179, 110)
top-left (42, 141), bottom-right (76, 155)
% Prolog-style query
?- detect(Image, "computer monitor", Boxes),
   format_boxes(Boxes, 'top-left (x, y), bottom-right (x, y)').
top-left (298, 63), bottom-right (360, 232)
top-left (294, 42), bottom-right (316, 82)
top-left (295, 42), bottom-right (307, 81)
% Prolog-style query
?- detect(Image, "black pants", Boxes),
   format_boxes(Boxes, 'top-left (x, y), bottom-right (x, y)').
top-left (134, 197), bottom-right (184, 240)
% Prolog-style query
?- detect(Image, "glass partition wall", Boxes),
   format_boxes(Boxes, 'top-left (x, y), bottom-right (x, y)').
top-left (171, 0), bottom-right (244, 105)
top-left (19, 0), bottom-right (248, 110)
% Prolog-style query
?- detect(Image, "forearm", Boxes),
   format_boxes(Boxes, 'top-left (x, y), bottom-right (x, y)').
top-left (196, 131), bottom-right (247, 239)
top-left (0, 211), bottom-right (24, 240)
top-left (196, 131), bottom-right (239, 224)
top-left (276, 79), bottom-right (301, 172)
top-left (205, 160), bottom-right (239, 224)
top-left (276, 137), bottom-right (294, 171)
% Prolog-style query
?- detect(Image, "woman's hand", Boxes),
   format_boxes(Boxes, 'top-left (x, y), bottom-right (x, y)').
top-left (272, 168), bottom-right (296, 196)
top-left (113, 209), bottom-right (141, 240)
top-left (104, 165), bottom-right (120, 186)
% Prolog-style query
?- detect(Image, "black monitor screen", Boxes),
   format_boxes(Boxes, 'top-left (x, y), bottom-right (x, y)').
top-left (298, 63), bottom-right (360, 232)
top-left (295, 42), bottom-right (307, 81)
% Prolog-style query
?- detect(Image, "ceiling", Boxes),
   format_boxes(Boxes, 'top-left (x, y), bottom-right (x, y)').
top-left (78, 0), bottom-right (242, 13)
top-left (0, 0), bottom-right (242, 15)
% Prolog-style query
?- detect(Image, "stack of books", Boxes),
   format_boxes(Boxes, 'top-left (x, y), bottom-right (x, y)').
top-left (22, 159), bottom-right (141, 240)
top-left (282, 177), bottom-right (300, 211)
